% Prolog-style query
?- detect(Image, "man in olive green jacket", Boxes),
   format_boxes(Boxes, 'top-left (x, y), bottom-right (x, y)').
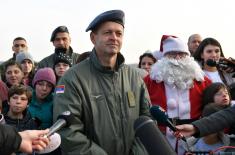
top-left (53, 10), bottom-right (150, 155)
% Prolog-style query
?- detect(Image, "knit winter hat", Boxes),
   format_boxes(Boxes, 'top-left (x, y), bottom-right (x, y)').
top-left (16, 51), bottom-right (34, 65)
top-left (54, 52), bottom-right (72, 67)
top-left (32, 68), bottom-right (56, 87)
top-left (160, 35), bottom-right (190, 56)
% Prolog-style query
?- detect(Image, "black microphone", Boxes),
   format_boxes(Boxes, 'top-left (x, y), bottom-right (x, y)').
top-left (134, 116), bottom-right (176, 155)
top-left (150, 105), bottom-right (186, 141)
top-left (206, 59), bottom-right (235, 68)
top-left (47, 111), bottom-right (73, 137)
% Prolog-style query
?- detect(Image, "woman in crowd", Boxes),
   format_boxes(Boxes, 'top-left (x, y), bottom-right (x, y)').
top-left (3, 61), bottom-right (24, 88)
top-left (194, 38), bottom-right (234, 87)
top-left (138, 51), bottom-right (157, 73)
top-left (16, 51), bottom-right (35, 87)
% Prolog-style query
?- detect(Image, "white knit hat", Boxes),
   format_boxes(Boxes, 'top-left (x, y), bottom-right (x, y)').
top-left (160, 35), bottom-right (190, 56)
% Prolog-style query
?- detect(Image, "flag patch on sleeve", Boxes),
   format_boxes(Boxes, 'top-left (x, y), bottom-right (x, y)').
top-left (55, 85), bottom-right (65, 94)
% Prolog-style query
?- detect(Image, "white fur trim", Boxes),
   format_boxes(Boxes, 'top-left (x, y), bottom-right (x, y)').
top-left (163, 37), bottom-right (190, 56)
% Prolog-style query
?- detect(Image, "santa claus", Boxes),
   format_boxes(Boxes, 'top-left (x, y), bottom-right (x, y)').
top-left (144, 35), bottom-right (212, 154)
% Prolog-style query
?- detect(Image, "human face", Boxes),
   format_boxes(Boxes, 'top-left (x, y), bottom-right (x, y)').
top-left (21, 59), bottom-right (33, 74)
top-left (53, 32), bottom-right (71, 50)
top-left (8, 94), bottom-right (28, 114)
top-left (35, 81), bottom-right (53, 101)
top-left (91, 21), bottom-right (123, 56)
top-left (5, 65), bottom-right (23, 86)
top-left (201, 44), bottom-right (221, 66)
top-left (213, 88), bottom-right (230, 106)
top-left (188, 34), bottom-right (202, 55)
top-left (54, 62), bottom-right (70, 77)
top-left (12, 40), bottom-right (28, 54)
top-left (165, 52), bottom-right (188, 60)
top-left (140, 56), bottom-right (155, 73)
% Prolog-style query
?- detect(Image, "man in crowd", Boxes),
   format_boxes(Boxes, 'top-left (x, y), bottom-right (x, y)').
top-left (0, 37), bottom-right (28, 78)
top-left (187, 34), bottom-right (202, 56)
top-left (144, 35), bottom-right (211, 154)
top-left (53, 10), bottom-right (150, 155)
top-left (37, 26), bottom-right (80, 69)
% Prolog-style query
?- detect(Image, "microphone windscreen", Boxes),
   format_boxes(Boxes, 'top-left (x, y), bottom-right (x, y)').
top-left (206, 59), bottom-right (217, 67)
top-left (134, 116), bottom-right (176, 155)
top-left (150, 106), bottom-right (168, 124)
top-left (57, 111), bottom-right (74, 127)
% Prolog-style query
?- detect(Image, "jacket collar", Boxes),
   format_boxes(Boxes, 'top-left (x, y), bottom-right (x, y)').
top-left (90, 48), bottom-right (125, 74)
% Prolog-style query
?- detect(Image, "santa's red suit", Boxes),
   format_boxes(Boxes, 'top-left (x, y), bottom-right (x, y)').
top-left (144, 75), bottom-right (211, 154)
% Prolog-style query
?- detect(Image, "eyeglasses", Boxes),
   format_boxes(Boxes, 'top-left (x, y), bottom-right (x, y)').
top-left (14, 44), bottom-right (26, 48)
top-left (166, 52), bottom-right (188, 59)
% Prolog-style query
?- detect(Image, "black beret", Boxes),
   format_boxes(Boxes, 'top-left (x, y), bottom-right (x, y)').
top-left (86, 10), bottom-right (125, 32)
top-left (50, 26), bottom-right (69, 42)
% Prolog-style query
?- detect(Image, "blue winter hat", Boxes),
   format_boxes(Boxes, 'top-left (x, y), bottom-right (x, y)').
top-left (16, 51), bottom-right (34, 65)
top-left (86, 10), bottom-right (125, 32)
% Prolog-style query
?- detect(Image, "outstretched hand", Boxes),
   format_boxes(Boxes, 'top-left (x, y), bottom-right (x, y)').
top-left (175, 124), bottom-right (197, 137)
top-left (19, 129), bottom-right (49, 153)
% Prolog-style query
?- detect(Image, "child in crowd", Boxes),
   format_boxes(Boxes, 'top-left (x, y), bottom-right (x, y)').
top-left (3, 61), bottom-right (24, 88)
top-left (16, 51), bottom-right (35, 87)
top-left (4, 84), bottom-right (38, 131)
top-left (28, 68), bottom-right (56, 129)
top-left (185, 104), bottom-right (235, 154)
top-left (54, 52), bottom-right (72, 83)
top-left (201, 82), bottom-right (231, 109)
top-left (184, 82), bottom-right (234, 154)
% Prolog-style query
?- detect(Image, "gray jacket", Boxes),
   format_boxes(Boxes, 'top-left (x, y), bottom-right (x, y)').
top-left (53, 49), bottom-right (150, 155)
top-left (193, 106), bottom-right (235, 137)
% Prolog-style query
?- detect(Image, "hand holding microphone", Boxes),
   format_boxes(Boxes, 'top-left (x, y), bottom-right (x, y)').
top-left (37, 111), bottom-right (74, 154)
top-left (206, 58), bottom-right (235, 70)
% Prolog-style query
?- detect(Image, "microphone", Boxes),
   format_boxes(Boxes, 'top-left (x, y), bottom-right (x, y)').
top-left (0, 114), bottom-right (5, 124)
top-left (47, 111), bottom-right (73, 137)
top-left (134, 116), bottom-right (176, 155)
top-left (36, 111), bottom-right (74, 154)
top-left (206, 59), bottom-right (235, 69)
top-left (150, 105), bottom-right (186, 142)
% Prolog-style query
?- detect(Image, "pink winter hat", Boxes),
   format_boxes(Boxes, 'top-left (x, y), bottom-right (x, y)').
top-left (33, 68), bottom-right (56, 87)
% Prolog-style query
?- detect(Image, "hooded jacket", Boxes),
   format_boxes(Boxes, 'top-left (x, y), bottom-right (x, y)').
top-left (4, 109), bottom-right (38, 132)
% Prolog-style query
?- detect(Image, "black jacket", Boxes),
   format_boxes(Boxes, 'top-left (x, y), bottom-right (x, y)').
top-left (0, 124), bottom-right (22, 155)
top-left (4, 110), bottom-right (39, 132)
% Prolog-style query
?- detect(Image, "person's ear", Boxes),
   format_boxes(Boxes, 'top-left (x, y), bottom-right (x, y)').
top-left (90, 32), bottom-right (96, 45)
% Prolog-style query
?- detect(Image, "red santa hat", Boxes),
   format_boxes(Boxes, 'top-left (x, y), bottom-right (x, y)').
top-left (160, 35), bottom-right (190, 56)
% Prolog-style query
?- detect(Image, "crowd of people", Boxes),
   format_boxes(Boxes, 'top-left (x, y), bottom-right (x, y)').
top-left (0, 9), bottom-right (235, 155)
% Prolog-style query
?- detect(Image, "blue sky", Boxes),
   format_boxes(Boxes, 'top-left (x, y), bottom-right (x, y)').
top-left (0, 0), bottom-right (234, 63)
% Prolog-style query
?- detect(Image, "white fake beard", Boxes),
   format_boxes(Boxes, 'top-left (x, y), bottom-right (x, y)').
top-left (150, 56), bottom-right (205, 90)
